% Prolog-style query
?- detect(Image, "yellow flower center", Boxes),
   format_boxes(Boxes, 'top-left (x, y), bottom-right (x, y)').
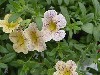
top-left (49, 21), bottom-right (57, 31)
top-left (6, 22), bottom-right (18, 28)
top-left (30, 31), bottom-right (39, 44)
top-left (63, 69), bottom-right (71, 75)
top-left (18, 32), bottom-right (25, 44)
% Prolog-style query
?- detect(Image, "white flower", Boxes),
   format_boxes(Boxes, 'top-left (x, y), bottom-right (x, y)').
top-left (23, 22), bottom-right (46, 52)
top-left (0, 14), bottom-right (22, 33)
top-left (42, 10), bottom-right (67, 42)
top-left (54, 60), bottom-right (78, 75)
top-left (9, 30), bottom-right (31, 54)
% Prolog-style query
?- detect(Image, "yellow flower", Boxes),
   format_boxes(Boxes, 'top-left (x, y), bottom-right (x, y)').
top-left (54, 60), bottom-right (78, 75)
top-left (23, 22), bottom-right (46, 52)
top-left (9, 30), bottom-right (31, 54)
top-left (0, 14), bottom-right (22, 33)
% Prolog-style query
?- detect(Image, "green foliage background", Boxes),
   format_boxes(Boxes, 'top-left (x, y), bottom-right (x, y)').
top-left (0, 0), bottom-right (100, 75)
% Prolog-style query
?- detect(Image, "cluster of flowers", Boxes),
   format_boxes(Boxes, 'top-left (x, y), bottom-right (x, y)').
top-left (0, 10), bottom-right (67, 54)
top-left (0, 10), bottom-right (78, 75)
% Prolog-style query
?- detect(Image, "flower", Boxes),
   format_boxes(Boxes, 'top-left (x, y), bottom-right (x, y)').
top-left (23, 22), bottom-right (46, 52)
top-left (54, 60), bottom-right (78, 75)
top-left (9, 30), bottom-right (31, 54)
top-left (42, 10), bottom-right (67, 42)
top-left (0, 14), bottom-right (22, 33)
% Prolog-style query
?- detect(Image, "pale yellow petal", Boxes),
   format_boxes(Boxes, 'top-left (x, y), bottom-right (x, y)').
top-left (1, 14), bottom-right (22, 33)
top-left (9, 30), bottom-right (21, 43)
top-left (3, 26), bottom-right (15, 33)
top-left (34, 39), bottom-right (46, 52)
top-left (9, 30), bottom-right (29, 54)
top-left (4, 14), bottom-right (11, 20)
top-left (24, 22), bottom-right (46, 52)
top-left (0, 20), bottom-right (5, 27)
top-left (13, 43), bottom-right (28, 54)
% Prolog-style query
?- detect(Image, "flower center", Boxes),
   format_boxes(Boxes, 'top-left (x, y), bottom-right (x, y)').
top-left (63, 69), bottom-right (71, 75)
top-left (49, 21), bottom-right (57, 31)
top-left (30, 31), bottom-right (39, 44)
top-left (5, 21), bottom-right (18, 28)
top-left (18, 32), bottom-right (25, 44)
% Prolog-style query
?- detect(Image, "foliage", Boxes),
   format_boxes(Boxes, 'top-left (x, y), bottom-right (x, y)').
top-left (0, 0), bottom-right (100, 75)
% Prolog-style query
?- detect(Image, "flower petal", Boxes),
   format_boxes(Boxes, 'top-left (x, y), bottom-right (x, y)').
top-left (3, 26), bottom-right (15, 33)
top-left (53, 14), bottom-right (67, 29)
top-left (53, 71), bottom-right (61, 75)
top-left (44, 10), bottom-right (57, 20)
top-left (41, 30), bottom-right (52, 42)
top-left (42, 18), bottom-right (50, 30)
top-left (52, 30), bottom-right (66, 41)
top-left (4, 14), bottom-right (11, 20)
top-left (66, 60), bottom-right (77, 71)
top-left (34, 39), bottom-right (46, 52)
top-left (9, 30), bottom-right (29, 54)
top-left (1, 14), bottom-right (22, 33)
top-left (55, 61), bottom-right (66, 71)
top-left (9, 30), bottom-right (20, 43)
top-left (24, 22), bottom-right (46, 52)
top-left (72, 71), bottom-right (78, 75)
top-left (13, 43), bottom-right (28, 54)
top-left (0, 20), bottom-right (5, 27)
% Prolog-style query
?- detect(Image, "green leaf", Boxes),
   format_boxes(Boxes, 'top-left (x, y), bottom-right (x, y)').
top-left (0, 63), bottom-right (7, 68)
top-left (19, 0), bottom-right (25, 6)
top-left (92, 0), bottom-right (100, 18)
top-left (59, 51), bottom-right (63, 58)
top-left (44, 58), bottom-right (51, 68)
top-left (9, 1), bottom-right (22, 11)
top-left (10, 60), bottom-right (25, 67)
top-left (74, 44), bottom-right (86, 51)
top-left (0, 45), bottom-right (9, 53)
top-left (60, 6), bottom-right (70, 23)
top-left (69, 29), bottom-right (73, 38)
top-left (52, 0), bottom-right (57, 5)
top-left (60, 6), bottom-right (69, 16)
top-left (18, 69), bottom-right (26, 75)
top-left (20, 19), bottom-right (31, 27)
top-left (93, 27), bottom-right (100, 41)
top-left (8, 13), bottom-right (22, 23)
top-left (64, 0), bottom-right (69, 5)
top-left (35, 17), bottom-right (43, 30)
top-left (0, 0), bottom-right (6, 5)
top-left (58, 0), bottom-right (62, 5)
top-left (81, 13), bottom-right (94, 24)
top-left (0, 34), bottom-right (9, 40)
top-left (47, 68), bottom-right (54, 75)
top-left (25, 61), bottom-right (38, 68)
top-left (6, 43), bottom-right (14, 52)
top-left (86, 34), bottom-right (93, 43)
top-left (46, 0), bottom-right (51, 5)
top-left (79, 2), bottom-right (86, 16)
top-left (1, 53), bottom-right (16, 63)
top-left (69, 0), bottom-right (75, 4)
top-left (65, 14), bottom-right (70, 24)
top-left (82, 23), bottom-right (94, 34)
